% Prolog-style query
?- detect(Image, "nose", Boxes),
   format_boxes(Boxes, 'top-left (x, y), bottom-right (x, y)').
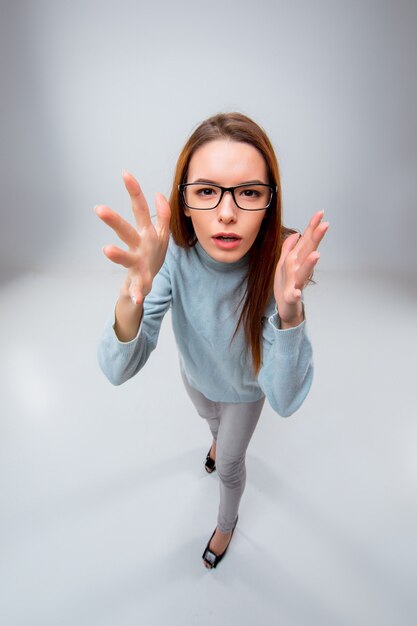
top-left (217, 190), bottom-right (238, 223)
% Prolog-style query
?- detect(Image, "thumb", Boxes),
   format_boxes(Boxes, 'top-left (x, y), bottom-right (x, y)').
top-left (154, 193), bottom-right (171, 235)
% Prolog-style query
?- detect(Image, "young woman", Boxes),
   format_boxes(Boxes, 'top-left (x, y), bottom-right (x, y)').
top-left (95, 112), bottom-right (329, 569)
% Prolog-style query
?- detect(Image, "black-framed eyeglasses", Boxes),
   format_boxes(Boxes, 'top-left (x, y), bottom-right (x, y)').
top-left (178, 182), bottom-right (278, 211)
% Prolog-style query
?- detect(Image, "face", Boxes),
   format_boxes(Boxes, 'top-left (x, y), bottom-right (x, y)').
top-left (183, 139), bottom-right (269, 263)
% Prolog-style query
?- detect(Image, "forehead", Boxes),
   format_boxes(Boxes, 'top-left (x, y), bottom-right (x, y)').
top-left (187, 139), bottom-right (267, 182)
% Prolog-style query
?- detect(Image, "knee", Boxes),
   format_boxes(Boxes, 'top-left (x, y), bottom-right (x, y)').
top-left (216, 454), bottom-right (245, 489)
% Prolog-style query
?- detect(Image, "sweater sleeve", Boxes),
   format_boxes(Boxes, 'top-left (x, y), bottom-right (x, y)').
top-left (257, 303), bottom-right (314, 417)
top-left (97, 260), bottom-right (172, 385)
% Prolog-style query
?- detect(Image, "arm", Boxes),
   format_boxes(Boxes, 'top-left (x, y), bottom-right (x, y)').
top-left (97, 259), bottom-right (172, 385)
top-left (259, 210), bottom-right (329, 416)
top-left (257, 303), bottom-right (313, 417)
top-left (113, 275), bottom-right (144, 343)
top-left (95, 171), bottom-right (171, 384)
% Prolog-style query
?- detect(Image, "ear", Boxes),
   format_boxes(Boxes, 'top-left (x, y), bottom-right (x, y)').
top-left (184, 206), bottom-right (191, 217)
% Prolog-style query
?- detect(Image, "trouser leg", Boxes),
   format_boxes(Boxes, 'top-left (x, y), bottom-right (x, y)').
top-left (215, 397), bottom-right (265, 532)
top-left (181, 370), bottom-right (265, 534)
top-left (181, 369), bottom-right (220, 441)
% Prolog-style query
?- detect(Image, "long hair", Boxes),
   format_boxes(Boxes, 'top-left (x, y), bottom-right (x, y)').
top-left (169, 112), bottom-right (298, 374)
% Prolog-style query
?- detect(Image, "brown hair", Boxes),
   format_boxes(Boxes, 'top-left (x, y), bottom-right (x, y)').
top-left (169, 112), bottom-right (297, 373)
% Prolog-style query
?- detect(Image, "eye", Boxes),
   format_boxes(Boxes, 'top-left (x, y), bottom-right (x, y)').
top-left (238, 187), bottom-right (261, 198)
top-left (196, 186), bottom-right (218, 197)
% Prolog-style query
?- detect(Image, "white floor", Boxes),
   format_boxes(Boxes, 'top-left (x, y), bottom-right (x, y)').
top-left (0, 267), bottom-right (416, 626)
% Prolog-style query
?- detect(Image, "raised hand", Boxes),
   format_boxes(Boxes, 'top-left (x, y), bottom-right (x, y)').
top-left (274, 210), bottom-right (329, 326)
top-left (95, 171), bottom-right (171, 306)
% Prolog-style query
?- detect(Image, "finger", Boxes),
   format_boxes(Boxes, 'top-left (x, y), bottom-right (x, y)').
top-left (295, 250), bottom-right (321, 289)
top-left (95, 204), bottom-right (140, 249)
top-left (299, 220), bottom-right (329, 252)
top-left (297, 219), bottom-right (329, 262)
top-left (279, 232), bottom-right (301, 264)
top-left (303, 210), bottom-right (325, 236)
top-left (310, 220), bottom-right (330, 246)
top-left (102, 244), bottom-right (139, 269)
top-left (154, 193), bottom-right (171, 237)
top-left (297, 211), bottom-right (324, 247)
top-left (122, 171), bottom-right (152, 231)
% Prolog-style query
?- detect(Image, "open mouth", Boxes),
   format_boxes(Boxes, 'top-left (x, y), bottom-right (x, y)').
top-left (213, 233), bottom-right (242, 241)
top-left (212, 233), bottom-right (242, 250)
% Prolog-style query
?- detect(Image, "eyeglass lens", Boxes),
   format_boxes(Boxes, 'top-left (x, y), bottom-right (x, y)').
top-left (183, 184), bottom-right (272, 210)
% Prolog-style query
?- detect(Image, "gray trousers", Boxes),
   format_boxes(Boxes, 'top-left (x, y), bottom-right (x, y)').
top-left (181, 371), bottom-right (265, 533)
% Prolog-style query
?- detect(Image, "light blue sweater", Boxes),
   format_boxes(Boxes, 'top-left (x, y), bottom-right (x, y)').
top-left (97, 238), bottom-right (313, 416)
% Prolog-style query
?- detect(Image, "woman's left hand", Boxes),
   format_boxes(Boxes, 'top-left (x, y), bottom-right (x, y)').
top-left (274, 210), bottom-right (329, 327)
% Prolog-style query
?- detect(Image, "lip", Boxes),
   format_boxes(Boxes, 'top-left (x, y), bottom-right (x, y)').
top-left (212, 232), bottom-right (242, 239)
top-left (212, 232), bottom-right (242, 250)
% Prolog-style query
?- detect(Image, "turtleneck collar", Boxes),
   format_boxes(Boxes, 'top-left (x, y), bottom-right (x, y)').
top-left (194, 241), bottom-right (249, 272)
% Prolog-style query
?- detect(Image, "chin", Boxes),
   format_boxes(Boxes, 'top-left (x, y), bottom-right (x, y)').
top-left (205, 242), bottom-right (247, 263)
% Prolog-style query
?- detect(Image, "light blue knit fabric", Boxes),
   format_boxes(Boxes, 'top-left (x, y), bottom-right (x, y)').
top-left (97, 238), bottom-right (313, 416)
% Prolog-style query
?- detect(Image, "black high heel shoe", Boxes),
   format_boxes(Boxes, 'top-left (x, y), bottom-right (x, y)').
top-left (204, 447), bottom-right (216, 474)
top-left (202, 516), bottom-right (238, 569)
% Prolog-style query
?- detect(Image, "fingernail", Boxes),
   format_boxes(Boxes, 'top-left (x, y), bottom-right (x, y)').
top-left (131, 296), bottom-right (136, 305)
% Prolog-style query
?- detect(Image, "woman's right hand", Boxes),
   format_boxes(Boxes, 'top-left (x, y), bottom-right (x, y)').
top-left (94, 171), bottom-right (171, 305)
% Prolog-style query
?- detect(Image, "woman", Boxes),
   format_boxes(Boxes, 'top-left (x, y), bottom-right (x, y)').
top-left (95, 112), bottom-right (329, 568)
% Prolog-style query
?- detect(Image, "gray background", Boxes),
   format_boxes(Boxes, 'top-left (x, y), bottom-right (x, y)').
top-left (1, 1), bottom-right (416, 625)
top-left (1, 0), bottom-right (416, 276)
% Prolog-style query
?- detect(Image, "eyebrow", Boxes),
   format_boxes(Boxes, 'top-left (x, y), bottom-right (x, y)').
top-left (191, 178), bottom-right (267, 185)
